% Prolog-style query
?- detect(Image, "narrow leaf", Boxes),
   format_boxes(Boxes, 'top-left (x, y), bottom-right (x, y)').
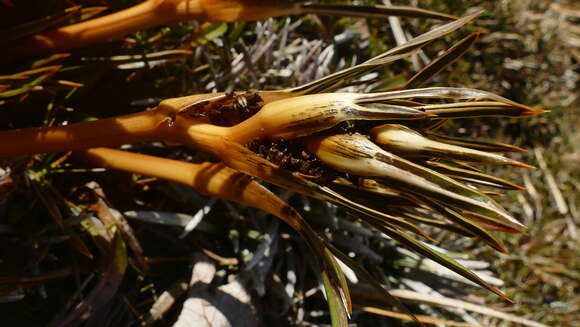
top-left (404, 32), bottom-right (480, 89)
top-left (322, 253), bottom-right (351, 327)
top-left (425, 132), bottom-right (528, 152)
top-left (300, 4), bottom-right (457, 21)
top-left (392, 208), bottom-right (474, 237)
top-left (380, 226), bottom-right (510, 301)
top-left (285, 11), bottom-right (483, 95)
top-left (371, 124), bottom-right (531, 167)
top-left (417, 197), bottom-right (508, 253)
top-left (0, 6), bottom-right (81, 43)
top-left (427, 160), bottom-right (525, 190)
top-left (323, 242), bottom-right (424, 327)
top-left (357, 87), bottom-right (545, 118)
top-left (219, 139), bottom-right (432, 239)
top-left (420, 101), bottom-right (545, 118)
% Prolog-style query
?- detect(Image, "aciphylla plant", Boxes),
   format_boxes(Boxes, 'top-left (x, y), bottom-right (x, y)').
top-left (0, 4), bottom-right (547, 327)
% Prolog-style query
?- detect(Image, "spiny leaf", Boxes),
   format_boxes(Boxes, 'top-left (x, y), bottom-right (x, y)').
top-left (321, 252), bottom-right (351, 327)
top-left (403, 32), bottom-right (480, 89)
top-left (219, 139), bottom-right (431, 239)
top-left (392, 208), bottom-right (474, 237)
top-left (420, 101), bottom-right (545, 118)
top-left (328, 182), bottom-right (432, 239)
top-left (285, 11), bottom-right (482, 95)
top-left (416, 197), bottom-right (508, 253)
top-left (330, 179), bottom-right (415, 207)
top-left (425, 132), bottom-right (528, 152)
top-left (371, 124), bottom-right (531, 167)
top-left (300, 4), bottom-right (457, 21)
top-left (379, 226), bottom-right (510, 301)
top-left (322, 240), bottom-right (425, 327)
top-left (427, 160), bottom-right (525, 190)
top-left (357, 87), bottom-right (545, 118)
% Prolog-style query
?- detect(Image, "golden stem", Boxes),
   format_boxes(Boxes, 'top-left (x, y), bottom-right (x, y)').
top-left (0, 98), bottom-right (233, 158)
top-left (16, 0), bottom-right (175, 54)
top-left (0, 110), bottom-right (162, 157)
top-left (11, 0), bottom-right (299, 56)
top-left (75, 147), bottom-right (302, 227)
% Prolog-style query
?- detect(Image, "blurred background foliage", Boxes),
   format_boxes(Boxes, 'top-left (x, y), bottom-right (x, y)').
top-left (0, 0), bottom-right (578, 326)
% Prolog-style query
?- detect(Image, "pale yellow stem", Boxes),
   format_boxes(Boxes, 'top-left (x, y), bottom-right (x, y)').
top-left (76, 147), bottom-right (306, 230)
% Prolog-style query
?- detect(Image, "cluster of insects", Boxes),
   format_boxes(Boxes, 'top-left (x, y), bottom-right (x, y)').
top-left (180, 91), bottom-right (264, 126)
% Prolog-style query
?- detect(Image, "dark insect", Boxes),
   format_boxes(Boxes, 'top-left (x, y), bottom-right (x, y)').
top-left (180, 91), bottom-right (264, 127)
top-left (247, 140), bottom-right (339, 182)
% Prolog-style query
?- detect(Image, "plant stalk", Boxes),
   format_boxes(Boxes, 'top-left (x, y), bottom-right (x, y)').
top-left (13, 0), bottom-right (300, 55)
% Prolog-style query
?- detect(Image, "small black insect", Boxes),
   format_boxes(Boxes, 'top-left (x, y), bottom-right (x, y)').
top-left (176, 91), bottom-right (264, 127)
top-left (247, 140), bottom-right (339, 182)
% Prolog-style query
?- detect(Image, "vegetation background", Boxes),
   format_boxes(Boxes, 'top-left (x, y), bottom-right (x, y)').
top-left (0, 0), bottom-right (578, 326)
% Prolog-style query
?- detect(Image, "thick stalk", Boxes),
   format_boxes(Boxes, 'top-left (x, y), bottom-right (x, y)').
top-left (76, 147), bottom-right (307, 232)
top-left (16, 0), bottom-right (171, 54)
top-left (0, 110), bottom-right (162, 157)
top-left (0, 102), bottom-right (230, 157)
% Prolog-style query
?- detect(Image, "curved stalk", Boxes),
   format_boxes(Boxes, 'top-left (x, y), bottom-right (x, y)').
top-left (12, 0), bottom-right (299, 55)
top-left (17, 0), bottom-right (172, 55)
top-left (76, 147), bottom-right (293, 218)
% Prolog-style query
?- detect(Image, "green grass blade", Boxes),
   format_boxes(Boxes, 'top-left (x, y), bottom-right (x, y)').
top-left (322, 242), bottom-right (425, 327)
